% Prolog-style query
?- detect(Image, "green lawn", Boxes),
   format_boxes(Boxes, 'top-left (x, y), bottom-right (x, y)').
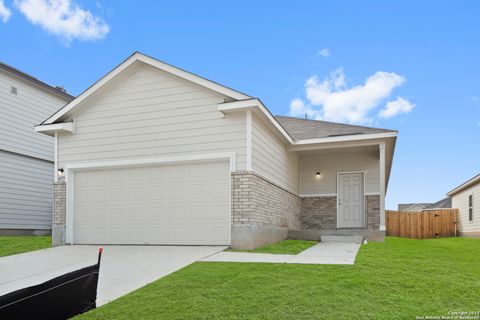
top-left (78, 237), bottom-right (480, 319)
top-left (0, 236), bottom-right (51, 257)
top-left (228, 239), bottom-right (317, 254)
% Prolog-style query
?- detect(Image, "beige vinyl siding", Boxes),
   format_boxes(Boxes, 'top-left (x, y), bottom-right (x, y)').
top-left (300, 150), bottom-right (379, 195)
top-left (0, 71), bottom-right (67, 161)
top-left (58, 64), bottom-right (246, 169)
top-left (251, 113), bottom-right (299, 193)
top-left (0, 150), bottom-right (53, 230)
top-left (452, 183), bottom-right (480, 234)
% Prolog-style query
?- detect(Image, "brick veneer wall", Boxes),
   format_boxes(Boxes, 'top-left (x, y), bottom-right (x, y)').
top-left (231, 171), bottom-right (301, 229)
top-left (301, 196), bottom-right (337, 229)
top-left (300, 194), bottom-right (381, 230)
top-left (53, 177), bottom-right (66, 227)
top-left (365, 194), bottom-right (380, 229)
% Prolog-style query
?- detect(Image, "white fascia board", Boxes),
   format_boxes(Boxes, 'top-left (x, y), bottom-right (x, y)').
top-left (447, 174), bottom-right (480, 196)
top-left (44, 52), bottom-right (251, 125)
top-left (218, 99), bottom-right (294, 144)
top-left (219, 100), bottom-right (398, 148)
top-left (34, 122), bottom-right (74, 136)
top-left (293, 132), bottom-right (398, 146)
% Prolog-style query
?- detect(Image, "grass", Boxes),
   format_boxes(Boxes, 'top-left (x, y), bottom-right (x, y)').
top-left (78, 237), bottom-right (480, 319)
top-left (0, 236), bottom-right (51, 257)
top-left (227, 239), bottom-right (317, 254)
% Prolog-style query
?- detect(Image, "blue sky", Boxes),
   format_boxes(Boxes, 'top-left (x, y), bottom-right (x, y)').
top-left (1, 1), bottom-right (479, 209)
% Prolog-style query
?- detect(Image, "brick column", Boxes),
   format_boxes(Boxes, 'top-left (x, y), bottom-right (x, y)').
top-left (52, 176), bottom-right (66, 246)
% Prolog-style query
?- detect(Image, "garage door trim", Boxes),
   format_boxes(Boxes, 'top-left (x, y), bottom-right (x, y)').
top-left (64, 152), bottom-right (236, 244)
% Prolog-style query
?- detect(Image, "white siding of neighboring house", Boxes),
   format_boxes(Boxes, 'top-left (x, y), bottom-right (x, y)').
top-left (452, 183), bottom-right (480, 235)
top-left (0, 72), bottom-right (66, 161)
top-left (0, 150), bottom-right (53, 230)
top-left (251, 113), bottom-right (299, 193)
top-left (299, 150), bottom-right (380, 195)
top-left (58, 64), bottom-right (246, 170)
top-left (0, 70), bottom-right (69, 231)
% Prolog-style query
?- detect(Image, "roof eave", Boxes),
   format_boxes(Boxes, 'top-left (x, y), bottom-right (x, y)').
top-left (42, 52), bottom-right (251, 125)
top-left (0, 63), bottom-right (74, 101)
top-left (447, 174), bottom-right (480, 196)
top-left (292, 131), bottom-right (398, 146)
top-left (34, 122), bottom-right (74, 136)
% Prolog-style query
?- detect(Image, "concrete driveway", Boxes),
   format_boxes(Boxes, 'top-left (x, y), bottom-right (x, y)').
top-left (0, 245), bottom-right (225, 306)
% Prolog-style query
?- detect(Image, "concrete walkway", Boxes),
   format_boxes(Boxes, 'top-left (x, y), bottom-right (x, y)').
top-left (0, 245), bottom-right (226, 306)
top-left (201, 242), bottom-right (361, 265)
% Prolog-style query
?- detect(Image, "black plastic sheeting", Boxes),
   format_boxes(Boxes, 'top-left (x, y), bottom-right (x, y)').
top-left (0, 249), bottom-right (102, 320)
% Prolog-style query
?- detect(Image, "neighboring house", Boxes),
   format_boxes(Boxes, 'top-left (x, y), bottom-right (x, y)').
top-left (398, 198), bottom-right (452, 211)
top-left (0, 62), bottom-right (73, 235)
top-left (398, 203), bottom-right (432, 212)
top-left (35, 52), bottom-right (397, 249)
top-left (447, 174), bottom-right (480, 237)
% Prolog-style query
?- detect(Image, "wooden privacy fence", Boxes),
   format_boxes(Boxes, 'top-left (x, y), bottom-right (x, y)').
top-left (386, 209), bottom-right (459, 239)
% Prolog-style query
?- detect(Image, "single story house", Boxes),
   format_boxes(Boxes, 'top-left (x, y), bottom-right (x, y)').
top-left (35, 52), bottom-right (397, 249)
top-left (398, 197), bottom-right (451, 212)
top-left (447, 174), bottom-right (479, 237)
top-left (0, 62), bottom-right (73, 235)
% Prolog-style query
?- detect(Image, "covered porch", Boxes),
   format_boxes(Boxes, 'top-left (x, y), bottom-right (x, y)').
top-left (289, 137), bottom-right (395, 241)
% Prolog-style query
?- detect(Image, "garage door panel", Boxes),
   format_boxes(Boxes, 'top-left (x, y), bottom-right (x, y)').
top-left (146, 206), bottom-right (168, 222)
top-left (188, 183), bottom-right (209, 199)
top-left (127, 187), bottom-right (145, 202)
top-left (146, 185), bottom-right (167, 200)
top-left (188, 227), bottom-right (208, 241)
top-left (73, 160), bottom-right (230, 245)
top-left (167, 205), bottom-right (186, 220)
top-left (146, 166), bottom-right (169, 181)
top-left (108, 187), bottom-right (128, 202)
top-left (168, 166), bottom-right (186, 180)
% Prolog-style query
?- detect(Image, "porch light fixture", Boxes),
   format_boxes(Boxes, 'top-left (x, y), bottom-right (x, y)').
top-left (57, 168), bottom-right (64, 177)
top-left (316, 172), bottom-right (321, 178)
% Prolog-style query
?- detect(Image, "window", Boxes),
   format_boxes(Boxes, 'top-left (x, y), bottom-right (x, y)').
top-left (10, 86), bottom-right (17, 95)
top-left (469, 194), bottom-right (473, 221)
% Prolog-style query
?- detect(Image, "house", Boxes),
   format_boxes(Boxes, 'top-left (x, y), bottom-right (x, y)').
top-left (0, 62), bottom-right (73, 235)
top-left (447, 174), bottom-right (479, 237)
top-left (34, 52), bottom-right (397, 249)
top-left (398, 203), bottom-right (432, 212)
top-left (398, 197), bottom-right (451, 212)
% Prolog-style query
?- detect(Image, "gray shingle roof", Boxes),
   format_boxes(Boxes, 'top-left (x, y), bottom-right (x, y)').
top-left (397, 198), bottom-right (452, 211)
top-left (425, 197), bottom-right (452, 209)
top-left (274, 116), bottom-right (396, 141)
top-left (398, 203), bottom-right (432, 211)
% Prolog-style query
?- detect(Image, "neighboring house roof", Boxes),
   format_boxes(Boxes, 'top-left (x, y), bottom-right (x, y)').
top-left (447, 174), bottom-right (480, 197)
top-left (274, 115), bottom-right (396, 140)
top-left (425, 197), bottom-right (452, 209)
top-left (398, 198), bottom-right (452, 211)
top-left (0, 61), bottom-right (74, 101)
top-left (398, 203), bottom-right (432, 211)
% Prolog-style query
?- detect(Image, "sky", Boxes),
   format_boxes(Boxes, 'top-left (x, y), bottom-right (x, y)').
top-left (0, 0), bottom-right (479, 209)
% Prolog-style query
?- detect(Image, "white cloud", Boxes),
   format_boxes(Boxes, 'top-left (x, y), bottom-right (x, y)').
top-left (15, 0), bottom-right (109, 42)
top-left (0, 0), bottom-right (12, 23)
top-left (290, 68), bottom-right (413, 124)
top-left (318, 48), bottom-right (330, 57)
top-left (379, 97), bottom-right (415, 118)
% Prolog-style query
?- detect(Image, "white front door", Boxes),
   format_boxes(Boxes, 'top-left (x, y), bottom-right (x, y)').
top-left (338, 172), bottom-right (364, 228)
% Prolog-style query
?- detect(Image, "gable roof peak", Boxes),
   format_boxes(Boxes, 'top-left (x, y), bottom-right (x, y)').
top-left (40, 51), bottom-right (251, 125)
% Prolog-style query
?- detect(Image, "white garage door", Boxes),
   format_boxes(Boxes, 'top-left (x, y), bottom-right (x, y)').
top-left (72, 160), bottom-right (230, 245)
